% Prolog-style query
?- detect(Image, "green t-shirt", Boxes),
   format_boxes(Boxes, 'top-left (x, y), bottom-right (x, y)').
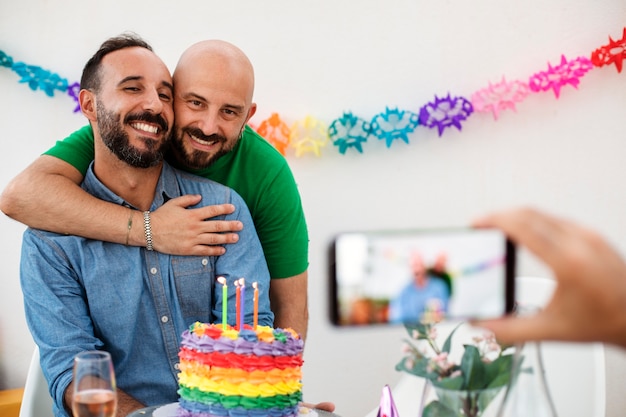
top-left (44, 124), bottom-right (309, 279)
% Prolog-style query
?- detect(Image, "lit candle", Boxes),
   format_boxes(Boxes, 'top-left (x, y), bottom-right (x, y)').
top-left (235, 279), bottom-right (240, 330)
top-left (217, 276), bottom-right (227, 330)
top-left (253, 282), bottom-right (259, 329)
top-left (239, 278), bottom-right (246, 331)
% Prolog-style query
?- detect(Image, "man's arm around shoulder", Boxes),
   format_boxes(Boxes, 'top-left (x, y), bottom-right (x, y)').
top-left (1, 155), bottom-right (83, 224)
top-left (0, 155), bottom-right (142, 242)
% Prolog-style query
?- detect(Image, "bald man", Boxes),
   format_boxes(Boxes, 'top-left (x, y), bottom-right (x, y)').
top-left (169, 40), bottom-right (257, 168)
top-left (0, 38), bottom-right (310, 340)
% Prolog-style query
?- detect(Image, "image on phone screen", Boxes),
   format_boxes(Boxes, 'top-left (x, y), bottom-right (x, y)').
top-left (329, 228), bottom-right (515, 326)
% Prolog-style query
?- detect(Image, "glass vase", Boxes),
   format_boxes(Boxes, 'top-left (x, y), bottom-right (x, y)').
top-left (495, 342), bottom-right (559, 417)
top-left (419, 383), bottom-right (506, 417)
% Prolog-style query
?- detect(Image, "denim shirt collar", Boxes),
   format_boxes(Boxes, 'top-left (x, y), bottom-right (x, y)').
top-left (82, 160), bottom-right (180, 209)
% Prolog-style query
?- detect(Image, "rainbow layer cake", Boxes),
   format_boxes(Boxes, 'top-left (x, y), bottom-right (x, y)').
top-left (177, 322), bottom-right (304, 417)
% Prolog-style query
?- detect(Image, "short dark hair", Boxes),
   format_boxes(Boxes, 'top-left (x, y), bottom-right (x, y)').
top-left (80, 32), bottom-right (153, 93)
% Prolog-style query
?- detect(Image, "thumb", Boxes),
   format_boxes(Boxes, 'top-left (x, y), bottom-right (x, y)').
top-left (472, 315), bottom-right (552, 345)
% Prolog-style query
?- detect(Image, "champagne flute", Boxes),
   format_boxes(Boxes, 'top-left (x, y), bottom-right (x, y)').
top-left (72, 350), bottom-right (117, 417)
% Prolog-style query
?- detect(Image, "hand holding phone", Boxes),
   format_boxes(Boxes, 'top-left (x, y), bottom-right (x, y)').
top-left (329, 228), bottom-right (516, 326)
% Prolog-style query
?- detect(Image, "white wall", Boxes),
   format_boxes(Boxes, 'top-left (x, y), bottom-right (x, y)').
top-left (1, 1), bottom-right (626, 416)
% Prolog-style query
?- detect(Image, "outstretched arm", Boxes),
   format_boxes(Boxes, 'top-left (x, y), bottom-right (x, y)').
top-left (0, 155), bottom-right (122, 237)
top-left (0, 155), bottom-right (242, 256)
top-left (472, 207), bottom-right (626, 349)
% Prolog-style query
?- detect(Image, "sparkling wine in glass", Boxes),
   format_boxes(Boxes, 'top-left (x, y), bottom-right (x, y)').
top-left (72, 350), bottom-right (117, 417)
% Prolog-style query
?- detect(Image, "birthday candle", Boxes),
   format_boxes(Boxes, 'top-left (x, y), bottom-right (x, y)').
top-left (253, 282), bottom-right (259, 329)
top-left (235, 279), bottom-right (240, 330)
top-left (239, 278), bottom-right (246, 330)
top-left (217, 276), bottom-right (227, 330)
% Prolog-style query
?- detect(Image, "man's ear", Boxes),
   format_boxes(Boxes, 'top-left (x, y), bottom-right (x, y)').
top-left (245, 102), bottom-right (257, 124)
top-left (78, 89), bottom-right (97, 122)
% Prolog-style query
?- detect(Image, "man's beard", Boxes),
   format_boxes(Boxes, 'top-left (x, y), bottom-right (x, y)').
top-left (96, 102), bottom-right (169, 168)
top-left (169, 126), bottom-right (240, 170)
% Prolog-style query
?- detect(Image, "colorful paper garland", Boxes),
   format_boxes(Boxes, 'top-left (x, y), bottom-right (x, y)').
top-left (470, 76), bottom-right (530, 121)
top-left (328, 112), bottom-right (371, 154)
top-left (0, 50), bottom-right (81, 111)
top-left (1, 27), bottom-right (625, 157)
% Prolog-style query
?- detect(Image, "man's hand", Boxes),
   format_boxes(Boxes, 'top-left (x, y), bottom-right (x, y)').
top-left (301, 401), bottom-right (336, 413)
top-left (64, 382), bottom-right (145, 417)
top-left (471, 207), bottom-right (626, 349)
top-left (149, 195), bottom-right (243, 256)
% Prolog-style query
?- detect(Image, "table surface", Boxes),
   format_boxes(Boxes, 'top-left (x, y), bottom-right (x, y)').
top-left (127, 403), bottom-right (342, 417)
top-left (127, 405), bottom-right (160, 417)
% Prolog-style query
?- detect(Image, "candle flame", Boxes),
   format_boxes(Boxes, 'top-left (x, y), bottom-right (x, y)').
top-left (239, 277), bottom-right (245, 286)
top-left (217, 276), bottom-right (226, 285)
top-left (253, 282), bottom-right (258, 289)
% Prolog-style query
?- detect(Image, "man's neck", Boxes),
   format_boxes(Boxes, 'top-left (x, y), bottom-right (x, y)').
top-left (94, 144), bottom-right (162, 211)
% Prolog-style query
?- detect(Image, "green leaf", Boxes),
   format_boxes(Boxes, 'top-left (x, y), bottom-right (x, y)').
top-left (487, 373), bottom-right (511, 390)
top-left (404, 322), bottom-right (430, 339)
top-left (441, 322), bottom-right (464, 354)
top-left (400, 338), bottom-right (425, 359)
top-left (431, 375), bottom-right (464, 390)
top-left (460, 345), bottom-right (487, 390)
top-left (484, 354), bottom-right (513, 388)
top-left (423, 400), bottom-right (458, 417)
top-left (395, 357), bottom-right (415, 374)
top-left (496, 352), bottom-right (527, 388)
top-left (395, 357), bottom-right (439, 380)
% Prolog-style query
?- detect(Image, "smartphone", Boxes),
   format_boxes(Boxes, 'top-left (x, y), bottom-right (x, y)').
top-left (328, 228), bottom-right (516, 326)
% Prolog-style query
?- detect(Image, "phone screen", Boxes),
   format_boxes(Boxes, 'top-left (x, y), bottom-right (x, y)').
top-left (329, 228), bottom-right (516, 326)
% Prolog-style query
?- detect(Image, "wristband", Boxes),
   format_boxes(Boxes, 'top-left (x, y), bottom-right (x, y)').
top-left (143, 210), bottom-right (154, 251)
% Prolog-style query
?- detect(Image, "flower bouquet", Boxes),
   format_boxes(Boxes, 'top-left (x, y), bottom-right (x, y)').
top-left (395, 320), bottom-right (517, 417)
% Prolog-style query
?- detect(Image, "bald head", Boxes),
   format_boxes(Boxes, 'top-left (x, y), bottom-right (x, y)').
top-left (168, 40), bottom-right (258, 170)
top-left (174, 40), bottom-right (255, 103)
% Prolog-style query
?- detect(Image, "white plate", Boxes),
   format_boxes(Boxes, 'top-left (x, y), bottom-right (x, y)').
top-left (298, 407), bottom-right (320, 416)
top-left (149, 402), bottom-right (337, 417)
top-left (152, 402), bottom-right (179, 417)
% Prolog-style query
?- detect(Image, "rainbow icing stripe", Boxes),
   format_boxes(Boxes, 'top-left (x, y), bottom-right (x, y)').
top-left (177, 322), bottom-right (304, 417)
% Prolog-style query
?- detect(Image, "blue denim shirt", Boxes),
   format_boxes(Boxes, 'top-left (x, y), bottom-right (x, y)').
top-left (20, 162), bottom-right (273, 417)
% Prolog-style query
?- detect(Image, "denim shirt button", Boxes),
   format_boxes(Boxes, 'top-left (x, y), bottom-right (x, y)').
top-left (174, 363), bottom-right (180, 370)
top-left (161, 315), bottom-right (169, 323)
top-left (150, 267), bottom-right (158, 275)
top-left (201, 258), bottom-right (208, 266)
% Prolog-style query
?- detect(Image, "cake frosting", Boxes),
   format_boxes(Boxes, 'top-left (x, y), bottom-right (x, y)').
top-left (177, 322), bottom-right (304, 417)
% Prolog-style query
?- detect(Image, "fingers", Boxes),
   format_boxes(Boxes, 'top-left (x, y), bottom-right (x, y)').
top-left (200, 220), bottom-right (243, 234)
top-left (198, 231), bottom-right (239, 245)
top-left (167, 194), bottom-right (203, 208)
top-left (167, 195), bottom-right (238, 221)
top-left (186, 244), bottom-right (226, 257)
top-left (472, 315), bottom-right (555, 345)
top-left (472, 206), bottom-right (626, 348)
top-left (197, 204), bottom-right (238, 221)
top-left (300, 402), bottom-right (336, 413)
top-left (151, 197), bottom-right (243, 255)
top-left (313, 402), bottom-right (336, 412)
top-left (166, 197), bottom-right (244, 233)
top-left (472, 207), bottom-right (573, 268)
